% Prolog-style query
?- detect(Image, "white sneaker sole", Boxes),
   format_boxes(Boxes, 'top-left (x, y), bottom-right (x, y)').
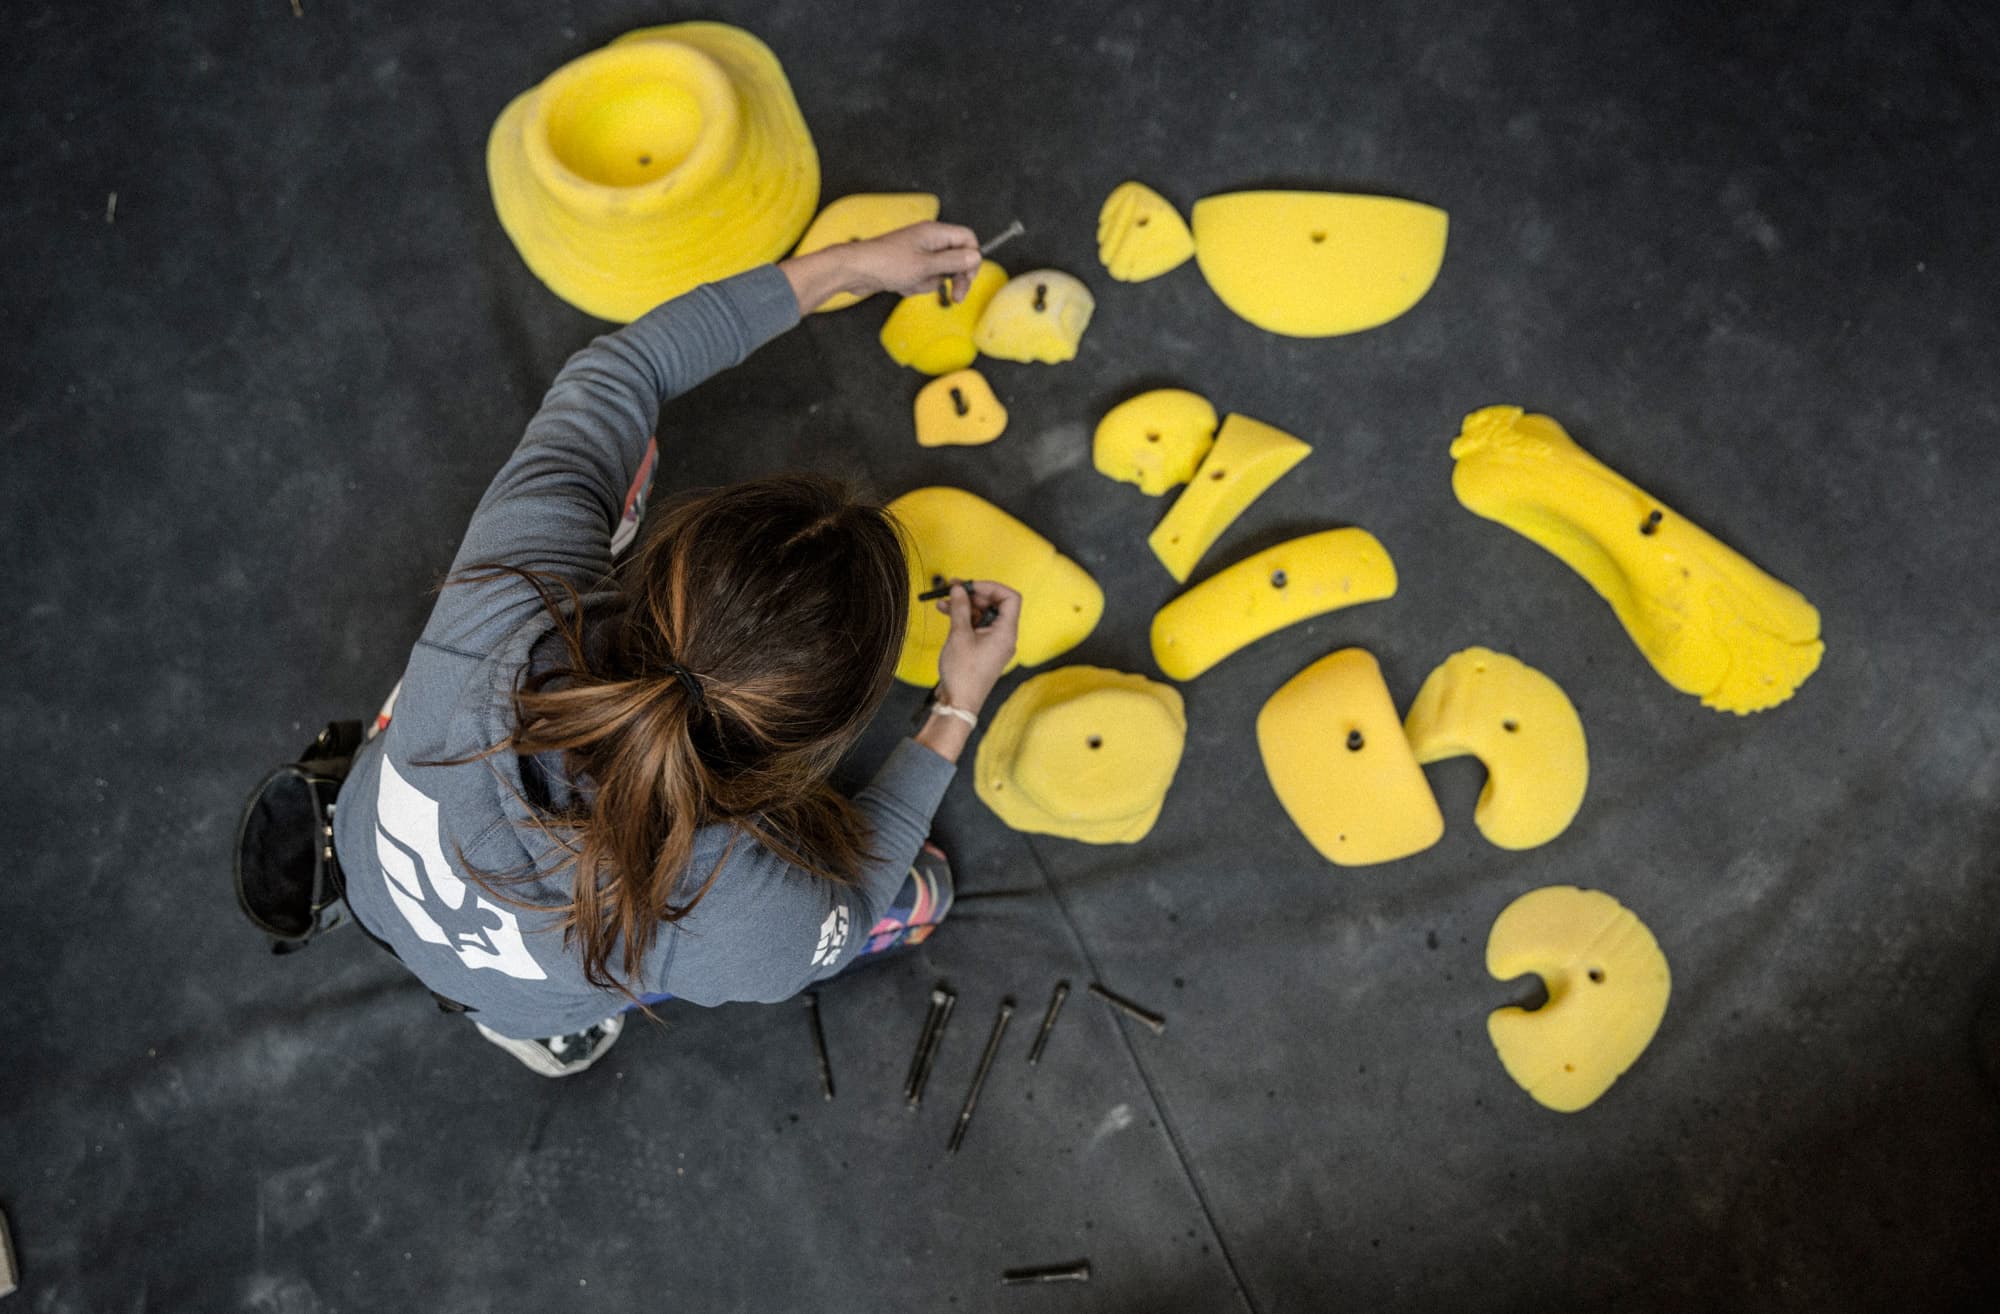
top-left (474, 1016), bottom-right (624, 1077)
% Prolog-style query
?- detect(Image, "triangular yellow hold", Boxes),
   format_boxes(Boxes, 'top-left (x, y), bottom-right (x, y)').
top-left (793, 193), bottom-right (939, 311)
top-left (913, 370), bottom-right (1007, 447)
top-left (1146, 413), bottom-right (1311, 582)
top-left (1097, 181), bottom-right (1195, 283)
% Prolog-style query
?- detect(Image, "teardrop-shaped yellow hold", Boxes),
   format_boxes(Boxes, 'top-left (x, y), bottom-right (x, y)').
top-left (913, 369), bottom-right (1007, 447)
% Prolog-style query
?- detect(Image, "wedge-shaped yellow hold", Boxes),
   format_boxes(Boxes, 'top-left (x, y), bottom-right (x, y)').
top-left (1147, 413), bottom-right (1312, 582)
top-left (1405, 648), bottom-right (1587, 849)
top-left (886, 487), bottom-right (1103, 686)
top-left (1191, 191), bottom-right (1447, 337)
top-left (1257, 649), bottom-right (1443, 866)
top-left (1093, 389), bottom-right (1218, 496)
top-left (1487, 886), bottom-right (1671, 1113)
top-left (793, 193), bottom-right (940, 311)
top-left (976, 667), bottom-right (1187, 844)
top-left (1451, 406), bottom-right (1824, 714)
top-left (972, 270), bottom-right (1096, 364)
top-left (1153, 530), bottom-right (1397, 681)
top-left (881, 262), bottom-right (1008, 375)
top-left (1097, 181), bottom-right (1196, 283)
top-left (913, 370), bottom-right (1007, 447)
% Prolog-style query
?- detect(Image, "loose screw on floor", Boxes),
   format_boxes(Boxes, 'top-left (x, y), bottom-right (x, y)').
top-left (805, 991), bottom-right (834, 1101)
top-left (905, 986), bottom-right (955, 1109)
top-left (948, 997), bottom-right (1014, 1153)
top-left (1087, 982), bottom-right (1167, 1035)
top-left (1001, 1260), bottom-right (1091, 1285)
top-left (1026, 980), bottom-right (1069, 1065)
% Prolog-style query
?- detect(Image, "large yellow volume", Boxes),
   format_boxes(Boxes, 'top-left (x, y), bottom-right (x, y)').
top-left (886, 488), bottom-right (1103, 686)
top-left (1450, 406), bottom-right (1823, 714)
top-left (1151, 530), bottom-right (1397, 681)
top-left (1404, 648), bottom-right (1587, 849)
top-left (792, 193), bottom-right (939, 311)
top-left (487, 23), bottom-right (820, 322)
top-left (1147, 413), bottom-right (1312, 582)
top-left (1192, 191), bottom-right (1447, 337)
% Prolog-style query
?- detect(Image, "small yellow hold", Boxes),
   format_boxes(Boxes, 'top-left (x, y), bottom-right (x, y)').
top-left (792, 193), bottom-right (939, 311)
top-left (1486, 886), bottom-right (1671, 1113)
top-left (1257, 648), bottom-right (1444, 866)
top-left (1147, 413), bottom-right (1312, 582)
top-left (880, 261), bottom-right (1008, 375)
top-left (1450, 406), bottom-right (1824, 714)
top-left (1404, 648), bottom-right (1588, 849)
top-left (976, 667), bottom-right (1187, 844)
top-left (913, 370), bottom-right (1007, 447)
top-left (1096, 181), bottom-right (1195, 283)
top-left (972, 270), bottom-right (1096, 364)
top-left (1152, 530), bottom-right (1397, 681)
top-left (1093, 389), bottom-right (1218, 496)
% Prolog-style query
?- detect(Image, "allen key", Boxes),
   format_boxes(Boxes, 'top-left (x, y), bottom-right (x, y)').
top-left (948, 997), bottom-right (1014, 1153)
top-left (1087, 982), bottom-right (1166, 1035)
top-left (905, 986), bottom-right (955, 1109)
top-left (1026, 980), bottom-right (1069, 1065)
top-left (805, 991), bottom-right (834, 1101)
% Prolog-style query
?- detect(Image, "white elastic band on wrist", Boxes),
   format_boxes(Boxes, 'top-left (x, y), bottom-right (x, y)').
top-left (929, 702), bottom-right (977, 729)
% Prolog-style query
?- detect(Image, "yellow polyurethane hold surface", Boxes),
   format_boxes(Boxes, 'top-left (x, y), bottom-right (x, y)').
top-left (886, 487), bottom-right (1103, 686)
top-left (1097, 181), bottom-right (1196, 283)
top-left (972, 270), bottom-right (1097, 364)
top-left (1257, 648), bottom-right (1443, 866)
top-left (1191, 191), bottom-right (1448, 337)
top-left (914, 369), bottom-right (1007, 447)
top-left (1404, 648), bottom-right (1587, 849)
top-left (792, 193), bottom-right (940, 311)
top-left (880, 261), bottom-right (1008, 375)
top-left (1152, 529), bottom-right (1397, 681)
top-left (1093, 389), bottom-right (1219, 497)
top-left (1147, 413), bottom-right (1312, 582)
top-left (1450, 406), bottom-right (1824, 714)
top-left (1486, 886), bottom-right (1670, 1113)
top-left (487, 23), bottom-right (820, 323)
top-left (976, 667), bottom-right (1187, 844)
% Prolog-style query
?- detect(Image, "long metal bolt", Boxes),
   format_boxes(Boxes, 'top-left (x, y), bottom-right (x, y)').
top-left (1027, 981), bottom-right (1069, 1065)
top-left (948, 998), bottom-right (1014, 1153)
top-left (1087, 982), bottom-right (1167, 1035)
top-left (907, 988), bottom-right (956, 1109)
top-left (1001, 1260), bottom-right (1091, 1285)
top-left (805, 991), bottom-right (834, 1101)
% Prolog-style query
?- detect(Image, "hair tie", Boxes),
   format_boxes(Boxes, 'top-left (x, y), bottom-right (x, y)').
top-left (664, 662), bottom-right (706, 706)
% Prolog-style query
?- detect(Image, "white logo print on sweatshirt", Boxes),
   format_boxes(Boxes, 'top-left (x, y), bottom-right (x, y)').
top-left (374, 759), bottom-right (547, 981)
top-left (809, 906), bottom-right (849, 968)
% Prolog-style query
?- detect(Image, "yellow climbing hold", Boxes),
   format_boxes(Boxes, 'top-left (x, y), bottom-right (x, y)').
top-left (880, 261), bottom-right (1007, 375)
top-left (792, 193), bottom-right (940, 311)
top-left (1093, 389), bottom-right (1218, 497)
top-left (1096, 181), bottom-right (1195, 283)
top-left (1147, 413), bottom-right (1312, 582)
top-left (972, 270), bottom-right (1096, 364)
top-left (913, 370), bottom-right (1007, 447)
top-left (1450, 406), bottom-right (1823, 714)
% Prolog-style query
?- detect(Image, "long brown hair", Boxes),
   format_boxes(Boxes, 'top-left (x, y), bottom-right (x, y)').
top-left (465, 474), bottom-right (909, 995)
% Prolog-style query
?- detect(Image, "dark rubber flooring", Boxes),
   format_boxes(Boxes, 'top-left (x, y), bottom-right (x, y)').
top-left (4, 2), bottom-right (1998, 1310)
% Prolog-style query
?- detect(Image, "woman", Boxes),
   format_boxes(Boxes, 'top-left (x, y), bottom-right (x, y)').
top-left (331, 223), bottom-right (1021, 1076)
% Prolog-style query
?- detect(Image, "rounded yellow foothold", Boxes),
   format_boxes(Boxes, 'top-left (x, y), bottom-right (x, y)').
top-left (972, 270), bottom-right (1096, 364)
top-left (913, 369), bottom-right (1007, 447)
top-left (881, 262), bottom-right (1008, 375)
top-left (1093, 389), bottom-right (1218, 496)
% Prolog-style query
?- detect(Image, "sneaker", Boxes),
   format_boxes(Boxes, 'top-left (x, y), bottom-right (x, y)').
top-left (474, 1015), bottom-right (624, 1077)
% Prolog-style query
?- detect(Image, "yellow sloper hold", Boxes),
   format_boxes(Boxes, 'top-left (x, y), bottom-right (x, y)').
top-left (792, 193), bottom-right (940, 312)
top-left (881, 261), bottom-right (1007, 375)
top-left (976, 667), bottom-right (1186, 844)
top-left (1257, 649), bottom-right (1443, 865)
top-left (1451, 406), bottom-right (1824, 714)
top-left (1404, 648), bottom-right (1587, 849)
top-left (1152, 530), bottom-right (1397, 681)
top-left (972, 270), bottom-right (1096, 364)
top-left (1093, 389), bottom-right (1218, 497)
top-left (885, 488), bottom-right (1103, 686)
top-left (1486, 887), bottom-right (1671, 1113)
top-left (1097, 181), bottom-right (1196, 282)
top-left (913, 370), bottom-right (1007, 447)
top-left (1147, 413), bottom-right (1312, 582)
top-left (487, 23), bottom-right (820, 323)
top-left (1191, 191), bottom-right (1447, 337)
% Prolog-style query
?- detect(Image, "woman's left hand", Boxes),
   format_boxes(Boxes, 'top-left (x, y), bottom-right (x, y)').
top-left (779, 222), bottom-right (983, 313)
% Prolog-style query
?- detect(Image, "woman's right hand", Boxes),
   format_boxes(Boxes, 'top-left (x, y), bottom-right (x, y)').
top-left (934, 579), bottom-right (1021, 715)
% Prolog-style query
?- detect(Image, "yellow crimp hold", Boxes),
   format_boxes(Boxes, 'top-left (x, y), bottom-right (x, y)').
top-left (976, 667), bottom-right (1187, 844)
top-left (1450, 406), bottom-right (1824, 714)
top-left (972, 270), bottom-right (1096, 364)
top-left (1191, 191), bottom-right (1447, 337)
top-left (880, 261), bottom-right (1007, 375)
top-left (1486, 886), bottom-right (1671, 1113)
top-left (1096, 181), bottom-right (1195, 283)
top-left (792, 193), bottom-right (939, 312)
top-left (1152, 529), bottom-right (1397, 681)
top-left (1257, 648), bottom-right (1443, 866)
top-left (1147, 413), bottom-right (1312, 582)
top-left (885, 487), bottom-right (1103, 686)
top-left (487, 23), bottom-right (820, 323)
top-left (1404, 648), bottom-right (1588, 849)
top-left (913, 369), bottom-right (1007, 447)
top-left (1093, 389), bottom-right (1218, 497)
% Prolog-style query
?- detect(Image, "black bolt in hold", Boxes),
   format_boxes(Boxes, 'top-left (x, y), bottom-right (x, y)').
top-left (907, 989), bottom-right (956, 1109)
top-left (1027, 981), bottom-right (1069, 1065)
top-left (805, 991), bottom-right (834, 1101)
top-left (1088, 982), bottom-right (1167, 1035)
top-left (948, 997), bottom-right (1014, 1153)
top-left (1641, 509), bottom-right (1664, 536)
top-left (1001, 1260), bottom-right (1091, 1286)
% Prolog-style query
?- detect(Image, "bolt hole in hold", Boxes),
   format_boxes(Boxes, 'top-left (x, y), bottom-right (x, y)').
top-left (1033, 283), bottom-right (1048, 312)
top-left (1270, 569), bottom-right (1288, 589)
top-left (1640, 509), bottom-right (1663, 536)
top-left (1564, 1063), bottom-right (1576, 1073)
top-left (1346, 729), bottom-right (1365, 751)
top-left (1136, 215), bottom-right (1150, 227)
top-left (949, 387), bottom-right (968, 417)
top-left (638, 154), bottom-right (652, 167)
top-left (1588, 967), bottom-right (1605, 984)
top-left (1087, 735), bottom-right (1103, 750)
top-left (1209, 468), bottom-right (1227, 481)
top-left (931, 574), bottom-right (946, 589)
top-left (1145, 430), bottom-right (1161, 444)
top-left (1310, 230), bottom-right (1327, 244)
top-left (1502, 719), bottom-right (1519, 733)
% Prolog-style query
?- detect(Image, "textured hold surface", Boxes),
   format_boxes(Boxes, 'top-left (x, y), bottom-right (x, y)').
top-left (971, 269), bottom-right (1096, 364)
top-left (912, 368), bottom-right (1006, 447)
top-left (1405, 648), bottom-right (1589, 849)
top-left (1486, 887), bottom-right (1672, 1113)
top-left (1258, 649), bottom-right (1444, 865)
top-left (1093, 388), bottom-right (1219, 496)
top-left (1147, 412), bottom-right (1312, 581)
top-left (791, 192), bottom-right (939, 311)
top-left (1192, 190), bottom-right (1447, 336)
top-left (487, 23), bottom-right (819, 322)
top-left (976, 667), bottom-right (1187, 843)
top-left (1097, 180), bottom-right (1196, 282)
top-left (879, 260), bottom-right (1006, 374)
top-left (1152, 529), bottom-right (1398, 681)
top-left (1451, 406), bottom-right (1824, 714)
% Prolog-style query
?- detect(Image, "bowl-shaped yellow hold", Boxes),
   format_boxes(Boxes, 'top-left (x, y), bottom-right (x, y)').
top-left (1192, 191), bottom-right (1447, 337)
top-left (793, 193), bottom-right (940, 312)
top-left (1486, 886), bottom-right (1671, 1113)
top-left (976, 667), bottom-right (1187, 844)
top-left (881, 262), bottom-right (1008, 375)
top-left (1093, 389), bottom-right (1218, 497)
top-left (885, 487), bottom-right (1103, 686)
top-left (487, 23), bottom-right (820, 323)
top-left (972, 270), bottom-right (1096, 364)
top-left (913, 369), bottom-right (1007, 447)
top-left (1097, 181), bottom-right (1196, 283)
top-left (1147, 413), bottom-right (1312, 582)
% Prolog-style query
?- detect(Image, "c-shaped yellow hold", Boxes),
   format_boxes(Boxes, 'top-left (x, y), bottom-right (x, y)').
top-left (1450, 406), bottom-right (1823, 714)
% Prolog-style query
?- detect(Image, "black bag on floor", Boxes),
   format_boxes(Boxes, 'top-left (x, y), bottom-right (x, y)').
top-left (234, 721), bottom-right (364, 954)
